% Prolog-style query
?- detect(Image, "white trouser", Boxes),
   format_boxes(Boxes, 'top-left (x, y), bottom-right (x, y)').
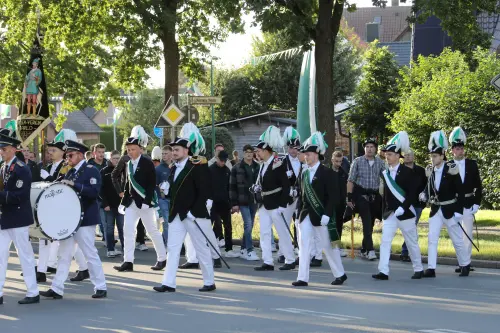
top-left (259, 207), bottom-right (295, 265)
top-left (51, 226), bottom-right (106, 296)
top-left (460, 209), bottom-right (475, 264)
top-left (0, 227), bottom-right (39, 298)
top-left (162, 216), bottom-right (214, 288)
top-left (185, 224), bottom-right (220, 263)
top-left (74, 245), bottom-right (88, 271)
top-left (123, 205), bottom-right (166, 263)
top-left (427, 209), bottom-right (470, 269)
top-left (297, 216), bottom-right (344, 282)
top-left (378, 214), bottom-right (423, 275)
top-left (38, 240), bottom-right (58, 272)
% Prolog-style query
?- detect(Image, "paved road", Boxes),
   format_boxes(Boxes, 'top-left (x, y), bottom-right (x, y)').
top-left (1, 243), bottom-right (499, 333)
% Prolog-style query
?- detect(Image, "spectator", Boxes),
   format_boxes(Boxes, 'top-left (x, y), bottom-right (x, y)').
top-left (88, 143), bottom-right (108, 240)
top-left (332, 151), bottom-right (349, 257)
top-left (101, 150), bottom-right (124, 258)
top-left (230, 150), bottom-right (240, 166)
top-left (21, 148), bottom-right (41, 182)
top-left (230, 144), bottom-right (260, 261)
top-left (210, 150), bottom-right (238, 257)
top-left (85, 151), bottom-right (93, 161)
top-left (208, 143), bottom-right (232, 169)
top-left (154, 145), bottom-right (172, 245)
top-left (335, 146), bottom-right (351, 174)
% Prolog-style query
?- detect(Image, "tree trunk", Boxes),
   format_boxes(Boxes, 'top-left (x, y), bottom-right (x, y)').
top-left (161, 2), bottom-right (179, 106)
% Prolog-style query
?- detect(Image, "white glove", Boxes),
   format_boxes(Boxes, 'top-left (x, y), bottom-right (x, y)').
top-left (40, 169), bottom-right (50, 180)
top-left (394, 206), bottom-right (405, 217)
top-left (159, 181), bottom-right (170, 195)
top-left (141, 203), bottom-right (150, 210)
top-left (454, 212), bottom-right (463, 220)
top-left (289, 188), bottom-right (297, 197)
top-left (277, 206), bottom-right (286, 215)
top-left (320, 215), bottom-right (330, 226)
top-left (187, 211), bottom-right (195, 221)
top-left (419, 192), bottom-right (427, 202)
top-left (206, 199), bottom-right (213, 212)
top-left (286, 170), bottom-right (293, 178)
top-left (470, 204), bottom-right (480, 214)
top-left (118, 204), bottom-right (126, 215)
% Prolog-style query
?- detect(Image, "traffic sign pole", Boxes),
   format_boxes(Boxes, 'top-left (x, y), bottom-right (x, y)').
top-left (211, 59), bottom-right (215, 154)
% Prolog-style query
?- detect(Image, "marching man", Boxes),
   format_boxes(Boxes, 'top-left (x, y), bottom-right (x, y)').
top-left (40, 139), bottom-right (107, 299)
top-left (114, 125), bottom-right (167, 272)
top-left (420, 130), bottom-right (469, 278)
top-left (292, 132), bottom-right (347, 287)
top-left (154, 122), bottom-right (216, 292)
top-left (372, 131), bottom-right (424, 280)
top-left (252, 126), bottom-right (295, 271)
top-left (0, 128), bottom-right (40, 305)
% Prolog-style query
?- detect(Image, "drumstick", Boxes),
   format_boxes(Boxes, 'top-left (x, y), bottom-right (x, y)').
top-left (350, 216), bottom-right (355, 259)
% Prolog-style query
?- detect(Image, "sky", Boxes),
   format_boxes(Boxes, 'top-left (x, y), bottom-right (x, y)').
top-left (146, 0), bottom-right (410, 88)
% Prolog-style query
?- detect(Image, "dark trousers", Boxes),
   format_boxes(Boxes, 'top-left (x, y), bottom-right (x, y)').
top-left (136, 219), bottom-right (146, 244)
top-left (105, 208), bottom-right (124, 251)
top-left (211, 201), bottom-right (232, 251)
top-left (355, 194), bottom-right (381, 252)
top-left (335, 203), bottom-right (347, 240)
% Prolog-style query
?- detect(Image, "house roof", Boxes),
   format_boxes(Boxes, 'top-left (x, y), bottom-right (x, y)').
top-left (343, 6), bottom-right (412, 42)
top-left (61, 110), bottom-right (103, 133)
top-left (378, 41), bottom-right (411, 66)
top-left (82, 107), bottom-right (98, 119)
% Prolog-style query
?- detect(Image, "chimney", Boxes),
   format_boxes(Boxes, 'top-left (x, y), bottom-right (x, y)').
top-left (392, 0), bottom-right (399, 6)
top-left (366, 23), bottom-right (380, 42)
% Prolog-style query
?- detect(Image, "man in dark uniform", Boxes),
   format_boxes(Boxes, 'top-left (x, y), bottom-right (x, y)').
top-left (154, 123), bottom-right (216, 292)
top-left (420, 130), bottom-right (469, 278)
top-left (0, 128), bottom-right (40, 305)
top-left (372, 132), bottom-right (423, 280)
top-left (252, 126), bottom-right (295, 271)
top-left (292, 132), bottom-right (347, 287)
top-left (449, 127), bottom-right (482, 274)
top-left (40, 139), bottom-right (107, 299)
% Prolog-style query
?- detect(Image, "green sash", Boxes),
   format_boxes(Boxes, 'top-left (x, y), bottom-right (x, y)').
top-left (302, 169), bottom-right (340, 244)
top-left (382, 169), bottom-right (405, 203)
top-left (128, 161), bottom-right (158, 207)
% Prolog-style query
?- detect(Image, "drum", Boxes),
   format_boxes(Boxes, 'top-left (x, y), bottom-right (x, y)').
top-left (29, 182), bottom-right (83, 241)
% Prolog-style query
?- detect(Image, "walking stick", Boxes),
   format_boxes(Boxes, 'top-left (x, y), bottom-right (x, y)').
top-left (350, 216), bottom-right (355, 259)
top-left (280, 212), bottom-right (298, 249)
top-left (193, 219), bottom-right (230, 269)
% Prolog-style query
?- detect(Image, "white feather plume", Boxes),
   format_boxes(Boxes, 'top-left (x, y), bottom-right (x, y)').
top-left (180, 122), bottom-right (200, 138)
top-left (151, 146), bottom-right (162, 160)
top-left (304, 131), bottom-right (327, 155)
top-left (54, 129), bottom-right (77, 143)
top-left (428, 130), bottom-right (448, 152)
top-left (387, 131), bottom-right (410, 153)
top-left (130, 125), bottom-right (149, 147)
top-left (180, 122), bottom-right (205, 155)
top-left (282, 126), bottom-right (300, 146)
top-left (449, 126), bottom-right (466, 145)
top-left (260, 125), bottom-right (283, 150)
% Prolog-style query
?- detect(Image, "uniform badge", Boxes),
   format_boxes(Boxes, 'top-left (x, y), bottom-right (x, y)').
top-left (16, 180), bottom-right (23, 188)
top-left (87, 165), bottom-right (93, 168)
top-left (16, 161), bottom-right (24, 167)
top-left (90, 177), bottom-right (97, 185)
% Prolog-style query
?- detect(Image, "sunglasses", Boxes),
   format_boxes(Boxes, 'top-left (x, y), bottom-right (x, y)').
top-left (66, 152), bottom-right (78, 159)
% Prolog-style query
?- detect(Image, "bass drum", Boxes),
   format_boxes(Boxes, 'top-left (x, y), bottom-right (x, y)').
top-left (29, 182), bottom-right (83, 241)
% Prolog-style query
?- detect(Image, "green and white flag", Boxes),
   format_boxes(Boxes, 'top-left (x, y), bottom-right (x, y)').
top-left (297, 48), bottom-right (317, 141)
top-left (0, 104), bottom-right (11, 118)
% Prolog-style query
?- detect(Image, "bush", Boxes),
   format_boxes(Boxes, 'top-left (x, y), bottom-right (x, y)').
top-left (99, 125), bottom-right (123, 151)
top-left (200, 127), bottom-right (235, 159)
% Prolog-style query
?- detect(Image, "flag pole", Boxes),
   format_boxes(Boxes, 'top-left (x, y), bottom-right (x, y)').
top-left (211, 59), bottom-right (215, 153)
top-left (113, 106), bottom-right (117, 150)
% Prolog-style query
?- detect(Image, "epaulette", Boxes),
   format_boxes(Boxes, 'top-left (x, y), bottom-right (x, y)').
top-left (190, 156), bottom-right (207, 165)
top-left (87, 164), bottom-right (94, 168)
top-left (16, 161), bottom-right (24, 167)
top-left (447, 162), bottom-right (459, 175)
top-left (272, 157), bottom-right (283, 170)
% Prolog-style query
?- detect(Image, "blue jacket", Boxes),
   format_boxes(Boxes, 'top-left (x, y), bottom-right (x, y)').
top-left (155, 161), bottom-right (171, 199)
top-left (66, 161), bottom-right (102, 227)
top-left (0, 157), bottom-right (34, 230)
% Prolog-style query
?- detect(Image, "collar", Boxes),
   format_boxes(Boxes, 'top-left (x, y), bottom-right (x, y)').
top-left (288, 154), bottom-right (299, 162)
top-left (454, 159), bottom-right (465, 164)
top-left (363, 155), bottom-right (375, 162)
top-left (73, 159), bottom-right (86, 172)
top-left (4, 156), bottom-right (16, 169)
top-left (175, 157), bottom-right (189, 169)
top-left (264, 155), bottom-right (274, 166)
top-left (308, 161), bottom-right (320, 173)
top-left (52, 159), bottom-right (63, 168)
top-left (388, 163), bottom-right (400, 172)
top-left (131, 155), bottom-right (141, 164)
top-left (434, 163), bottom-right (444, 172)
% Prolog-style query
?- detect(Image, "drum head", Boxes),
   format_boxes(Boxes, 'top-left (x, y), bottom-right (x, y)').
top-left (35, 183), bottom-right (83, 241)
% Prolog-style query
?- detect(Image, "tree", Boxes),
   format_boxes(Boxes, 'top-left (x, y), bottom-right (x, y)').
top-left (344, 42), bottom-right (400, 143)
top-left (200, 127), bottom-right (235, 159)
top-left (0, 1), bottom-right (244, 110)
top-left (245, 0), bottom-right (384, 159)
top-left (390, 48), bottom-right (500, 208)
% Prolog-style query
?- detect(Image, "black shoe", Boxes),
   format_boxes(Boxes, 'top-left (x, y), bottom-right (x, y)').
top-left (18, 295), bottom-right (40, 304)
top-left (423, 269), bottom-right (436, 278)
top-left (411, 271), bottom-right (424, 279)
top-left (178, 262), bottom-right (199, 269)
top-left (279, 263), bottom-right (296, 271)
top-left (372, 272), bottom-right (389, 280)
top-left (199, 284), bottom-right (216, 292)
top-left (294, 257), bottom-right (300, 265)
top-left (70, 269), bottom-right (90, 282)
top-left (114, 262), bottom-right (134, 272)
top-left (92, 290), bottom-right (107, 299)
top-left (277, 255), bottom-right (285, 264)
top-left (332, 274), bottom-right (348, 285)
top-left (40, 289), bottom-right (63, 299)
top-left (213, 258), bottom-right (222, 269)
top-left (254, 264), bottom-right (274, 271)
top-left (151, 260), bottom-right (166, 271)
top-left (46, 266), bottom-right (57, 274)
top-left (400, 254), bottom-right (411, 262)
top-left (292, 280), bottom-right (308, 287)
top-left (310, 258), bottom-right (322, 267)
top-left (459, 265), bottom-right (470, 277)
top-left (0, 296), bottom-right (2, 305)
top-left (36, 272), bottom-right (47, 283)
top-left (153, 285), bottom-right (176, 293)
top-left (455, 265), bottom-right (475, 273)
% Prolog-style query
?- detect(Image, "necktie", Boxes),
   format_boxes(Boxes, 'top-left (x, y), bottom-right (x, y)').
top-left (66, 168), bottom-right (75, 180)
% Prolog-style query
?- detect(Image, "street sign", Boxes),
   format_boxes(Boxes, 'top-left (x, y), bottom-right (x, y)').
top-left (190, 96), bottom-right (222, 106)
top-left (153, 127), bottom-right (163, 138)
top-left (161, 104), bottom-right (185, 126)
top-left (491, 73), bottom-right (500, 93)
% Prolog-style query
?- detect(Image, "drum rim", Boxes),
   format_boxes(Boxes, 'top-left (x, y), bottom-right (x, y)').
top-left (34, 182), bottom-right (84, 241)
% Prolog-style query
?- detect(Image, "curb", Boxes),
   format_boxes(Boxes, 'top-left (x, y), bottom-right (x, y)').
top-left (230, 239), bottom-right (500, 270)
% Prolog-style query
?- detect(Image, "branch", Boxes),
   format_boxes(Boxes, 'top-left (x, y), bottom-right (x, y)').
top-left (331, 0), bottom-right (344, 42)
top-left (132, 0), bottom-right (159, 28)
top-left (275, 0), bottom-right (317, 40)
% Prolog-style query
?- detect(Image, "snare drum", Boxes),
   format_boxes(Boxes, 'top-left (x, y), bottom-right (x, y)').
top-left (29, 182), bottom-right (83, 241)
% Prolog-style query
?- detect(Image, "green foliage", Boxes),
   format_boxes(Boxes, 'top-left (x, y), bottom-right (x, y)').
top-left (391, 48), bottom-right (500, 208)
top-left (344, 42), bottom-right (400, 143)
top-left (199, 127), bottom-right (234, 160)
top-left (99, 125), bottom-right (123, 152)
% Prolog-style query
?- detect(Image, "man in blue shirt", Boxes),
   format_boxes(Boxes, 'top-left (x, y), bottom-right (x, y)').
top-left (153, 146), bottom-right (172, 245)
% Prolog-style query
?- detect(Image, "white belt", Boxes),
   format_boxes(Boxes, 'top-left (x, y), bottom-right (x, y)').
top-left (434, 198), bottom-right (457, 206)
top-left (262, 187), bottom-right (282, 196)
top-left (464, 193), bottom-right (474, 198)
